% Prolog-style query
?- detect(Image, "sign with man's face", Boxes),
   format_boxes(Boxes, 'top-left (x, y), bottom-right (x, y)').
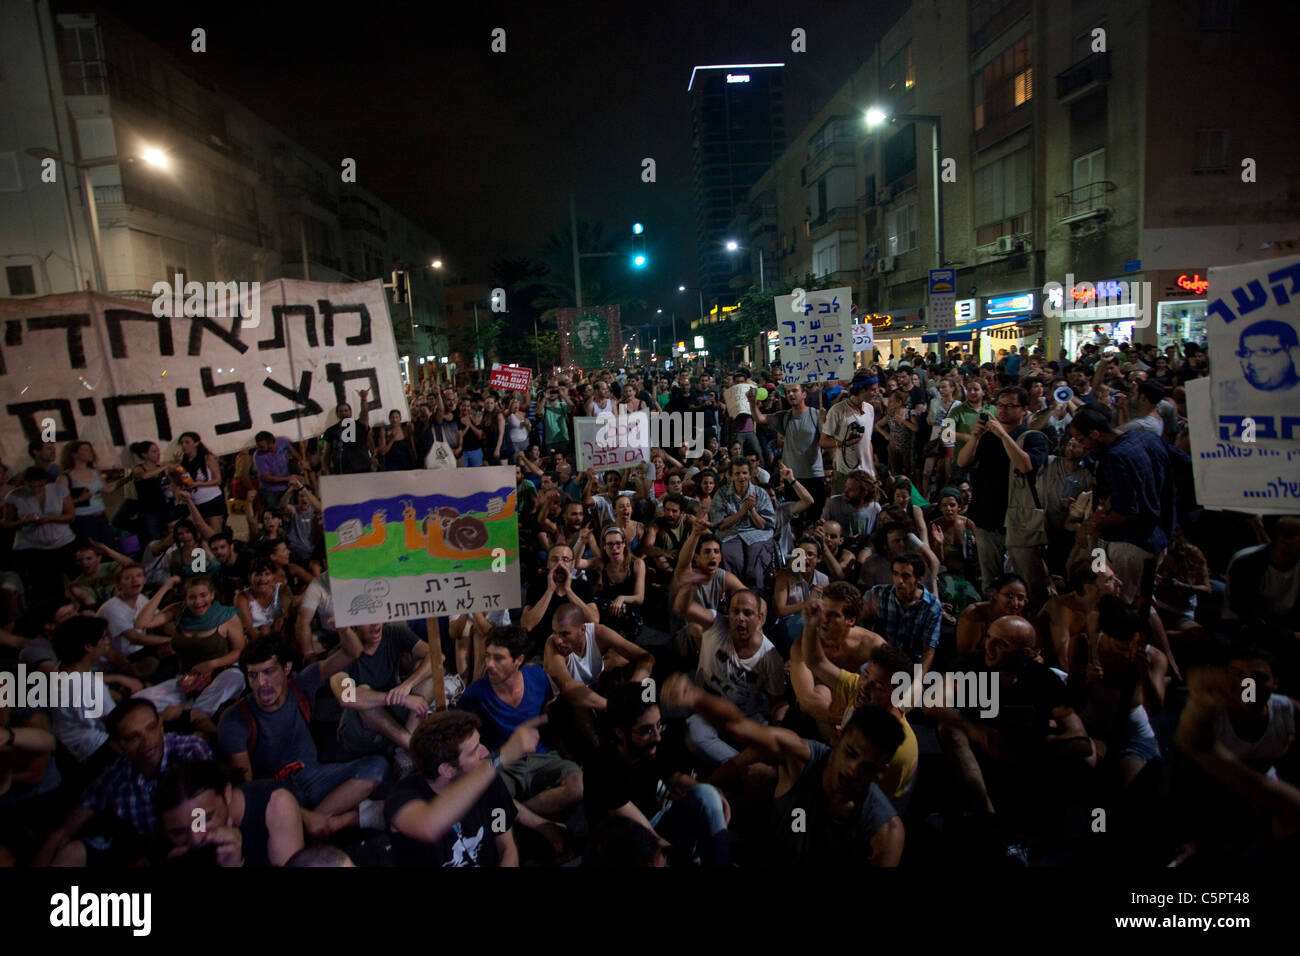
top-left (1207, 255), bottom-right (1300, 445)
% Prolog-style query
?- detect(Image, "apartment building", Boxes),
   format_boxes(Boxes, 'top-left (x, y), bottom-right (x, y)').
top-left (0, 1), bottom-right (447, 375)
top-left (734, 0), bottom-right (1299, 363)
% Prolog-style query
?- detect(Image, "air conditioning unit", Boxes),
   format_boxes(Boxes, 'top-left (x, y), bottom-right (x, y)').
top-left (994, 235), bottom-right (1016, 254)
top-left (877, 256), bottom-right (897, 274)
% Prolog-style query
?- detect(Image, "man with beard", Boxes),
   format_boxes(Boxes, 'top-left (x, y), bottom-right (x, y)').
top-left (520, 545), bottom-right (599, 656)
top-left (219, 636), bottom-right (386, 839)
top-left (708, 459), bottom-right (776, 589)
top-left (821, 470), bottom-right (881, 546)
top-left (642, 494), bottom-right (694, 579)
top-left (583, 683), bottom-right (730, 866)
top-left (671, 586), bottom-right (785, 771)
top-left (661, 673), bottom-right (905, 866)
top-left (34, 698), bottom-right (212, 866)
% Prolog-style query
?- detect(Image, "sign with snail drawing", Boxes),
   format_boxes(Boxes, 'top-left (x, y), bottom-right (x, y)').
top-left (322, 467), bottom-right (521, 626)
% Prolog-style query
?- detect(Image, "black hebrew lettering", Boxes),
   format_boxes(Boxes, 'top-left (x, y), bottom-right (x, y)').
top-left (319, 300), bottom-right (372, 347)
top-left (104, 308), bottom-right (174, 359)
top-left (199, 368), bottom-right (252, 434)
top-left (102, 394), bottom-right (172, 446)
top-left (4, 321), bottom-right (21, 347)
top-left (263, 370), bottom-right (323, 423)
top-left (258, 305), bottom-right (319, 350)
top-left (325, 363), bottom-right (380, 407)
top-left (186, 314), bottom-right (249, 356)
top-left (175, 389), bottom-right (190, 407)
top-left (27, 314), bottom-right (91, 368)
top-left (77, 398), bottom-right (96, 416)
top-left (5, 399), bottom-right (76, 442)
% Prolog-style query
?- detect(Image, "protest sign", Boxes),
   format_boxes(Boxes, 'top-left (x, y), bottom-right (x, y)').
top-left (1186, 376), bottom-right (1300, 513)
top-left (489, 364), bottom-right (532, 391)
top-left (852, 324), bottom-right (875, 352)
top-left (773, 286), bottom-right (853, 383)
top-left (724, 384), bottom-right (754, 419)
top-left (574, 414), bottom-right (649, 472)
top-left (323, 467), bottom-right (521, 626)
top-left (0, 279), bottom-right (406, 464)
top-left (1206, 255), bottom-right (1300, 446)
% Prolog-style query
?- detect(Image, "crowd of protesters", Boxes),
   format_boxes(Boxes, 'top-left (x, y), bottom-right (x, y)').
top-left (0, 332), bottom-right (1296, 868)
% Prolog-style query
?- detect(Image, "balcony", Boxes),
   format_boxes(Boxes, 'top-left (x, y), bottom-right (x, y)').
top-left (1057, 181), bottom-right (1115, 223)
top-left (805, 139), bottom-right (856, 183)
top-left (809, 206), bottom-right (857, 239)
top-left (1057, 52), bottom-right (1110, 104)
top-left (94, 184), bottom-right (265, 246)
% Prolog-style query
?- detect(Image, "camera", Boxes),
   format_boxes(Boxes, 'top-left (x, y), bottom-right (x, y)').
top-left (979, 412), bottom-right (990, 423)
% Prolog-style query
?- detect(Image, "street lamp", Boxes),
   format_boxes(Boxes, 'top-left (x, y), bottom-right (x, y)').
top-left (723, 239), bottom-right (765, 292)
top-left (677, 284), bottom-right (705, 325)
top-left (864, 107), bottom-right (944, 271)
top-left (26, 144), bottom-right (172, 293)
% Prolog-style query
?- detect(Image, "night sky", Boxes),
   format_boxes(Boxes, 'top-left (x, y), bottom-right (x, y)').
top-left (108, 0), bottom-right (907, 309)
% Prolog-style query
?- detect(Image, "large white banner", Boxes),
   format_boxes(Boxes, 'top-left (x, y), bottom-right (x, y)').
top-left (774, 286), bottom-right (853, 384)
top-left (0, 278), bottom-right (407, 464)
top-left (1186, 376), bottom-right (1300, 513)
top-left (1206, 255), bottom-right (1300, 446)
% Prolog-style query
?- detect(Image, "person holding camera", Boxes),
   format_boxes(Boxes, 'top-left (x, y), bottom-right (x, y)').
top-left (821, 376), bottom-right (879, 494)
top-left (955, 385), bottom-right (1051, 614)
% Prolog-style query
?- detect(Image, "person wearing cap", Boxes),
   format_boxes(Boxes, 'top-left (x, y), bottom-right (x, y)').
top-left (821, 376), bottom-right (878, 494)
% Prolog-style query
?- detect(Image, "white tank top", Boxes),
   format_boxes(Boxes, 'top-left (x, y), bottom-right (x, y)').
top-left (245, 583), bottom-right (284, 628)
top-left (1217, 696), bottom-right (1295, 771)
top-left (564, 622), bottom-right (604, 687)
top-left (591, 397), bottom-right (615, 418)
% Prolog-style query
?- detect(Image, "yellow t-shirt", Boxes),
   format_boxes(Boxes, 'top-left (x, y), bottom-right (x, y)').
top-left (832, 669), bottom-right (918, 799)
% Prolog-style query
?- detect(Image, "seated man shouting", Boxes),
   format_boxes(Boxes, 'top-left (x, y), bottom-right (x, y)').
top-left (218, 636), bottom-right (387, 839)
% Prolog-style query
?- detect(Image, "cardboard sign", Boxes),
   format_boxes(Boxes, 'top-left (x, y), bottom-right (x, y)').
top-left (1186, 376), bottom-right (1300, 513)
top-left (773, 286), bottom-right (853, 383)
top-left (852, 324), bottom-right (875, 352)
top-left (323, 468), bottom-right (521, 626)
top-left (574, 414), bottom-right (649, 472)
top-left (489, 363), bottom-right (531, 391)
top-left (1206, 255), bottom-right (1300, 445)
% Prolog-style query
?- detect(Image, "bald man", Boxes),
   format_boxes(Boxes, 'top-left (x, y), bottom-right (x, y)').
top-left (932, 616), bottom-right (1096, 822)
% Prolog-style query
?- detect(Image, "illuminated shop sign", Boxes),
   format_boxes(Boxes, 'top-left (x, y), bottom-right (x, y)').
top-left (1176, 273), bottom-right (1209, 294)
top-left (985, 292), bottom-right (1035, 317)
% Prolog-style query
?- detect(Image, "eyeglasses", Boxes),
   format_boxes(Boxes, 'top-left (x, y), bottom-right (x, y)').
top-left (1236, 347), bottom-right (1286, 360)
top-left (632, 721), bottom-right (666, 737)
top-left (995, 402), bottom-right (1022, 409)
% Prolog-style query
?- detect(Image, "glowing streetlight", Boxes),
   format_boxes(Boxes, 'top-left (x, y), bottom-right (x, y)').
top-left (431, 259), bottom-right (443, 269)
top-left (140, 146), bottom-right (170, 169)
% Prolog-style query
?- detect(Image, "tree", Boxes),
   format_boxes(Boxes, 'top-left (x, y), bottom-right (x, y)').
top-left (531, 220), bottom-right (647, 314)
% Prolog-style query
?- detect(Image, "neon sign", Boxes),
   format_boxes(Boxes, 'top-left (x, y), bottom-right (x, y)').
top-left (986, 293), bottom-right (1034, 317)
top-left (1176, 273), bottom-right (1209, 294)
top-left (1072, 280), bottom-right (1123, 303)
top-left (726, 74), bottom-right (751, 83)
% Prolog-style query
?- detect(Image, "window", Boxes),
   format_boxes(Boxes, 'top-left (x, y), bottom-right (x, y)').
top-left (800, 166), bottom-right (807, 186)
top-left (61, 23), bottom-right (106, 95)
top-left (813, 236), bottom-right (839, 277)
top-left (883, 123), bottom-right (917, 184)
top-left (883, 42), bottom-right (915, 94)
top-left (974, 148), bottom-right (1031, 231)
top-left (6, 266), bottom-right (36, 296)
top-left (973, 34), bottom-right (1032, 131)
top-left (1194, 129), bottom-right (1229, 171)
top-left (863, 173), bottom-right (876, 205)
top-left (1072, 148), bottom-right (1105, 190)
top-left (885, 204), bottom-right (918, 256)
top-left (1072, 20), bottom-right (1107, 62)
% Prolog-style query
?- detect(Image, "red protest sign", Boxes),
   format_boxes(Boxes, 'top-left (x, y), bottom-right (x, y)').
top-left (489, 363), bottom-right (532, 391)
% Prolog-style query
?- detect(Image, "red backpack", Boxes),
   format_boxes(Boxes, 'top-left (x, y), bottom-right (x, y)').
top-left (235, 681), bottom-right (313, 756)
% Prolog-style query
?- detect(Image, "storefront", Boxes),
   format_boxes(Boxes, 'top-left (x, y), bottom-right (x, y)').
top-left (978, 291), bottom-right (1044, 363)
top-left (1156, 271), bottom-right (1209, 349)
top-left (862, 312), bottom-right (923, 365)
top-left (1044, 280), bottom-right (1142, 358)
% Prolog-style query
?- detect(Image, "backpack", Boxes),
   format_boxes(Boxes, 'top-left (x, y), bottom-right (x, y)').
top-left (235, 680), bottom-right (313, 756)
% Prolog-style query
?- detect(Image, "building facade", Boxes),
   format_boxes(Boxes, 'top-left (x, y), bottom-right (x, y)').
top-left (0, 2), bottom-right (448, 378)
